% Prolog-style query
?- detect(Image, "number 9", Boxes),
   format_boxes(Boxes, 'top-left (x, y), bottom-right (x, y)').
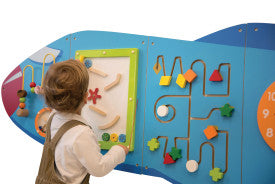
top-left (263, 109), bottom-right (270, 118)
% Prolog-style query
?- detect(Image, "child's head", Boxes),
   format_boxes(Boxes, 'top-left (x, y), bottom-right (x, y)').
top-left (43, 59), bottom-right (89, 113)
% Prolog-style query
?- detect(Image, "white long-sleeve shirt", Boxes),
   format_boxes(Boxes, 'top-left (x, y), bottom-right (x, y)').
top-left (49, 110), bottom-right (126, 184)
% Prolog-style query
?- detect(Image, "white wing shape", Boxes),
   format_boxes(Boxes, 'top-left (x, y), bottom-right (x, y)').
top-left (29, 47), bottom-right (60, 63)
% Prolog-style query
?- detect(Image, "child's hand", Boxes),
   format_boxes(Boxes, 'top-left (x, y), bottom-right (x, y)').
top-left (117, 145), bottom-right (129, 155)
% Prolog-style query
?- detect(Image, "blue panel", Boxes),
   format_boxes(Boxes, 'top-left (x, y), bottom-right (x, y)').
top-left (242, 47), bottom-right (275, 184)
top-left (143, 36), bottom-right (245, 184)
top-left (196, 24), bottom-right (247, 48)
top-left (246, 23), bottom-right (275, 51)
top-left (70, 31), bottom-right (148, 174)
top-left (9, 35), bottom-right (71, 144)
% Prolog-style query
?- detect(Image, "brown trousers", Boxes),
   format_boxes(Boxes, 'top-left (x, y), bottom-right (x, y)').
top-left (36, 114), bottom-right (90, 184)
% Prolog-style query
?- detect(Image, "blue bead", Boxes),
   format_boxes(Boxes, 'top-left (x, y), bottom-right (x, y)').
top-left (84, 59), bottom-right (92, 68)
top-left (119, 134), bottom-right (126, 142)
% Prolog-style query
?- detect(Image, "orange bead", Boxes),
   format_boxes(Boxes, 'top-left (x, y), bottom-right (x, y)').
top-left (203, 126), bottom-right (218, 140)
top-left (183, 69), bottom-right (197, 83)
top-left (19, 103), bottom-right (26, 109)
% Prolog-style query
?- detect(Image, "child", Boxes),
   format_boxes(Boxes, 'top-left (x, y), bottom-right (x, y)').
top-left (36, 59), bottom-right (128, 184)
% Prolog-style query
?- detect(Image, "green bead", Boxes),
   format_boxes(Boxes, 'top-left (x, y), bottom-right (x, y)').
top-left (147, 138), bottom-right (160, 151)
top-left (19, 97), bottom-right (26, 103)
top-left (169, 147), bottom-right (182, 160)
top-left (102, 133), bottom-right (110, 141)
top-left (31, 87), bottom-right (35, 93)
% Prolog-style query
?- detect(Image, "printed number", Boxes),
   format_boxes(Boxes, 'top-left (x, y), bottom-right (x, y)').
top-left (266, 128), bottom-right (273, 138)
top-left (268, 92), bottom-right (275, 101)
top-left (263, 109), bottom-right (270, 118)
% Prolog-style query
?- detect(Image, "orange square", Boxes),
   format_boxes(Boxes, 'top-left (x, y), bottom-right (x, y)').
top-left (203, 126), bottom-right (218, 140)
top-left (183, 69), bottom-right (197, 83)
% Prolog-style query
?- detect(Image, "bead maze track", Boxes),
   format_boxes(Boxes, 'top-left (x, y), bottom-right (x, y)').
top-left (1, 23), bottom-right (275, 184)
top-left (148, 56), bottom-right (231, 182)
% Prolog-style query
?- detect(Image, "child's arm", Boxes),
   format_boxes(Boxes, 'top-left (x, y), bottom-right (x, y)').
top-left (72, 127), bottom-right (127, 177)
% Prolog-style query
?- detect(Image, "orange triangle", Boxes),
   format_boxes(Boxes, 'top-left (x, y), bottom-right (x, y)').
top-left (163, 153), bottom-right (176, 164)
top-left (209, 70), bottom-right (223, 81)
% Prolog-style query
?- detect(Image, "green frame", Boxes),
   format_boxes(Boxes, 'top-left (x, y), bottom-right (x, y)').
top-left (75, 48), bottom-right (139, 151)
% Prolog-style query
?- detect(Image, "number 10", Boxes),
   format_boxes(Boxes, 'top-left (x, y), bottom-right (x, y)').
top-left (268, 92), bottom-right (275, 101)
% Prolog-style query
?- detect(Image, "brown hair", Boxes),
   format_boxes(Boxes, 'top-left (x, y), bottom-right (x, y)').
top-left (43, 59), bottom-right (89, 113)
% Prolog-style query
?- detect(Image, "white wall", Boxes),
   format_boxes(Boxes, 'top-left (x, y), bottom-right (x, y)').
top-left (0, 0), bottom-right (274, 183)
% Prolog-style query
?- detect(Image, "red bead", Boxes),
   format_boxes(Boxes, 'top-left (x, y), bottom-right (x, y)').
top-left (30, 82), bottom-right (36, 88)
top-left (163, 153), bottom-right (176, 164)
top-left (209, 70), bottom-right (223, 82)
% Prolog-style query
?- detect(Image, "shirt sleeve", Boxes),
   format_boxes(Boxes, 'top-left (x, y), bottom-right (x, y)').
top-left (72, 127), bottom-right (126, 177)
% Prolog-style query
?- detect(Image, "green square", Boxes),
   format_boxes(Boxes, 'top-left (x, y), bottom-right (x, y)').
top-left (75, 48), bottom-right (138, 152)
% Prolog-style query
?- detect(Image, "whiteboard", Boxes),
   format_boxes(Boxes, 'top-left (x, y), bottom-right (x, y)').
top-left (82, 57), bottom-right (130, 140)
top-left (77, 48), bottom-right (138, 151)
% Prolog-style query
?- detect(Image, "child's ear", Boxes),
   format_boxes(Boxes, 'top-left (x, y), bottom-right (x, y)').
top-left (84, 92), bottom-right (88, 104)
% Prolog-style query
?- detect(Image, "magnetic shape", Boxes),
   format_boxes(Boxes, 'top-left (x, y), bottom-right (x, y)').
top-left (183, 69), bottom-right (197, 83)
top-left (88, 88), bottom-right (102, 104)
top-left (176, 74), bottom-right (187, 88)
top-left (163, 153), bottom-right (176, 164)
top-left (79, 55), bottom-right (85, 63)
top-left (147, 138), bottom-right (160, 151)
top-left (84, 59), bottom-right (92, 68)
top-left (98, 115), bottom-right (120, 130)
top-left (153, 62), bottom-right (162, 75)
top-left (219, 103), bottom-right (234, 117)
top-left (110, 133), bottom-right (118, 142)
top-left (89, 67), bottom-right (108, 77)
top-left (104, 74), bottom-right (121, 91)
top-left (159, 76), bottom-right (172, 86)
top-left (157, 105), bottom-right (169, 117)
top-left (209, 167), bottom-right (224, 182)
top-left (186, 160), bottom-right (198, 173)
top-left (209, 69), bottom-right (223, 81)
top-left (89, 105), bottom-right (107, 116)
top-left (102, 133), bottom-right (110, 141)
top-left (203, 126), bottom-right (218, 140)
top-left (119, 134), bottom-right (126, 142)
top-left (169, 147), bottom-right (182, 160)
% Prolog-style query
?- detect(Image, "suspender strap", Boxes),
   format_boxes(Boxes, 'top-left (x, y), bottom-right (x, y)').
top-left (50, 120), bottom-right (86, 151)
top-left (46, 113), bottom-right (56, 142)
